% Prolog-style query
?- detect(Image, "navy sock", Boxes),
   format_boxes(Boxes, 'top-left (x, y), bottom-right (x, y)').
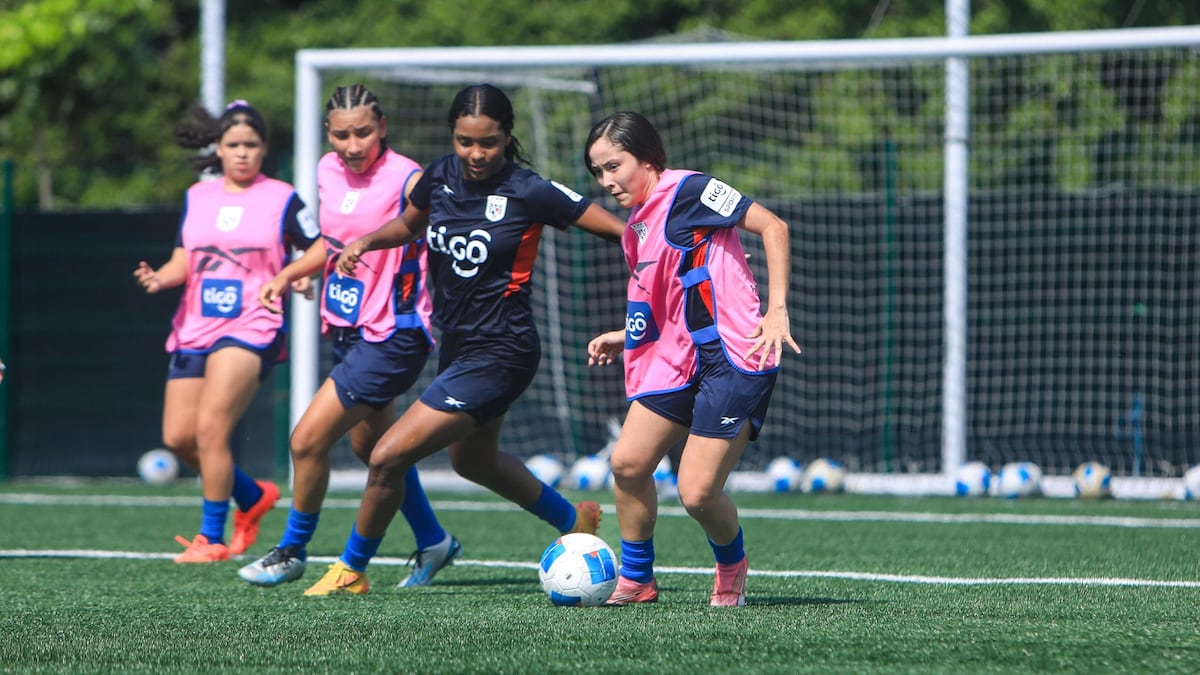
top-left (523, 483), bottom-right (576, 533)
top-left (340, 525), bottom-right (383, 572)
top-left (230, 467), bottom-right (263, 512)
top-left (619, 538), bottom-right (655, 583)
top-left (278, 508), bottom-right (319, 559)
top-left (399, 467), bottom-right (446, 550)
top-left (709, 527), bottom-right (746, 565)
top-left (199, 499), bottom-right (229, 544)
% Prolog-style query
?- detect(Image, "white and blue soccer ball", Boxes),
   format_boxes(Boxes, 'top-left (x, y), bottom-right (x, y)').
top-left (801, 457), bottom-right (845, 494)
top-left (1183, 465), bottom-right (1200, 500)
top-left (1072, 461), bottom-right (1113, 499)
top-left (997, 461), bottom-right (1042, 499)
top-left (953, 461), bottom-right (992, 497)
top-left (652, 456), bottom-right (678, 501)
top-left (569, 454), bottom-right (612, 491)
top-left (538, 532), bottom-right (618, 607)
top-left (137, 448), bottom-right (179, 486)
top-left (765, 456), bottom-right (803, 493)
top-left (525, 453), bottom-right (565, 489)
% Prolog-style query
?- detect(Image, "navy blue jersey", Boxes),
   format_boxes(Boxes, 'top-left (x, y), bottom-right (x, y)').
top-left (409, 154), bottom-right (592, 336)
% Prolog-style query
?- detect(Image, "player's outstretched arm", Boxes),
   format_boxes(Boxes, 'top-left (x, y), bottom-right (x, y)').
top-left (587, 329), bottom-right (626, 367)
top-left (260, 238), bottom-right (326, 313)
top-left (338, 205), bottom-right (429, 277)
top-left (133, 247), bottom-right (188, 294)
top-left (740, 203), bottom-right (801, 368)
top-left (572, 203), bottom-right (626, 243)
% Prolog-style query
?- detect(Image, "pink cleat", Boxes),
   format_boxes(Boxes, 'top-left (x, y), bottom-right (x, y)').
top-left (605, 575), bottom-right (659, 605)
top-left (710, 557), bottom-right (748, 607)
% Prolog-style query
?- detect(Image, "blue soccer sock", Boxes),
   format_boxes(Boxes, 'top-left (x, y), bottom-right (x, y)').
top-left (399, 467), bottom-right (447, 550)
top-left (199, 499), bottom-right (229, 544)
top-left (619, 538), bottom-right (655, 583)
top-left (709, 527), bottom-right (746, 565)
top-left (523, 484), bottom-right (576, 533)
top-left (230, 466), bottom-right (263, 512)
top-left (277, 508), bottom-right (320, 558)
top-left (340, 525), bottom-right (383, 572)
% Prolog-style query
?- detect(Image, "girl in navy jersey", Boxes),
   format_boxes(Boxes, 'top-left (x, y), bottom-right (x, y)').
top-left (303, 84), bottom-right (626, 595)
top-left (237, 84), bottom-right (459, 589)
top-left (584, 111), bottom-right (800, 606)
top-left (134, 101), bottom-right (319, 563)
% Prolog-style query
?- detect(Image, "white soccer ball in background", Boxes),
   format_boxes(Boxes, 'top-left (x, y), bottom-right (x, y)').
top-left (538, 532), bottom-right (619, 607)
top-left (569, 454), bottom-right (612, 490)
top-left (1072, 461), bottom-right (1113, 499)
top-left (997, 461), bottom-right (1042, 498)
top-left (137, 448), bottom-right (179, 486)
top-left (652, 456), bottom-right (678, 501)
top-left (525, 454), bottom-right (565, 488)
top-left (1183, 465), bottom-right (1200, 500)
top-left (801, 457), bottom-right (845, 494)
top-left (765, 456), bottom-right (803, 493)
top-left (953, 461), bottom-right (993, 497)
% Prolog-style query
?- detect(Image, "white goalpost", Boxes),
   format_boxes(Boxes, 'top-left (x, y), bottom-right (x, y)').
top-left (292, 25), bottom-right (1200, 497)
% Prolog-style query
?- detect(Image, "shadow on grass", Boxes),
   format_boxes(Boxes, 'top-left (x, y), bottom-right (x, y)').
top-left (746, 595), bottom-right (867, 607)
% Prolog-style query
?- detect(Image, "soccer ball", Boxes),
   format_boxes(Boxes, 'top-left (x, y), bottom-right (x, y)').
top-left (765, 456), bottom-right (802, 493)
top-left (538, 532), bottom-right (619, 607)
top-left (953, 461), bottom-right (992, 497)
top-left (1183, 465), bottom-right (1200, 500)
top-left (137, 449), bottom-right (179, 486)
top-left (569, 454), bottom-right (612, 490)
top-left (525, 454), bottom-right (565, 488)
top-left (997, 461), bottom-right (1042, 498)
top-left (652, 456), bottom-right (678, 501)
top-left (801, 457), bottom-right (845, 494)
top-left (1073, 461), bottom-right (1113, 499)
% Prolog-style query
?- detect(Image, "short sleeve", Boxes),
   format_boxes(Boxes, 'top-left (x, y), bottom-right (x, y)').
top-left (283, 194), bottom-right (319, 250)
top-left (523, 177), bottom-right (592, 230)
top-left (665, 174), bottom-right (753, 247)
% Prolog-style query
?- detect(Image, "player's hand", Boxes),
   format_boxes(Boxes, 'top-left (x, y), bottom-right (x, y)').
top-left (337, 239), bottom-right (369, 277)
top-left (133, 261), bottom-right (162, 294)
top-left (587, 330), bottom-right (626, 367)
top-left (290, 276), bottom-right (315, 301)
top-left (745, 306), bottom-right (801, 369)
top-left (258, 274), bottom-right (291, 314)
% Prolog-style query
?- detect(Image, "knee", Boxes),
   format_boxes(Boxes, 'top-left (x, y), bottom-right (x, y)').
top-left (678, 484), bottom-right (720, 517)
top-left (367, 444), bottom-right (410, 480)
top-left (289, 426), bottom-right (326, 464)
top-left (609, 451), bottom-right (652, 485)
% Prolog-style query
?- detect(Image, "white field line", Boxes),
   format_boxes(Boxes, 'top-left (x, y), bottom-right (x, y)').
top-left (0, 549), bottom-right (1197, 588)
top-left (2, 492), bottom-right (1200, 529)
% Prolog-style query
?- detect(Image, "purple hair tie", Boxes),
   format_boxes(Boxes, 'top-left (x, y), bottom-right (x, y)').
top-left (225, 99), bottom-right (250, 110)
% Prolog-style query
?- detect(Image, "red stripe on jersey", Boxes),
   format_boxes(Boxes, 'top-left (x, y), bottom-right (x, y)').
top-left (398, 243), bottom-right (419, 303)
top-left (506, 223), bottom-right (545, 297)
top-left (691, 228), bottom-right (716, 318)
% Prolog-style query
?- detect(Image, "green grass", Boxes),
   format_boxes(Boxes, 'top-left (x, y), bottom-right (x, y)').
top-left (2, 481), bottom-right (1199, 673)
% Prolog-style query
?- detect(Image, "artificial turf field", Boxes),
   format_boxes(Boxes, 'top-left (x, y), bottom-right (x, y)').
top-left (2, 480), bottom-right (1198, 673)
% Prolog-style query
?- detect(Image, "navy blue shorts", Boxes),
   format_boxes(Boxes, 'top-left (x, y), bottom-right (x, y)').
top-left (166, 333), bottom-right (285, 382)
top-left (419, 329), bottom-right (541, 424)
top-left (329, 327), bottom-right (432, 410)
top-left (634, 342), bottom-right (777, 440)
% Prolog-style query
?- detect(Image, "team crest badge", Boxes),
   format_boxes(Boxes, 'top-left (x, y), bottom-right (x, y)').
top-left (631, 220), bottom-right (648, 244)
top-left (485, 195), bottom-right (508, 222)
top-left (216, 206), bottom-right (244, 232)
top-left (341, 191), bottom-right (360, 214)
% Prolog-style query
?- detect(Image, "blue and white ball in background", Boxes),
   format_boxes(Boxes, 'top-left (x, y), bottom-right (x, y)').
top-left (569, 454), bottom-right (612, 490)
top-left (137, 448), bottom-right (179, 486)
top-left (1183, 465), bottom-right (1200, 500)
top-left (525, 453), bottom-right (565, 489)
top-left (953, 461), bottom-right (992, 497)
top-left (765, 456), bottom-right (803, 493)
top-left (801, 457), bottom-right (845, 494)
top-left (1072, 461), bottom-right (1112, 499)
top-left (538, 532), bottom-right (619, 607)
top-left (997, 461), bottom-right (1042, 499)
top-left (652, 456), bottom-right (678, 501)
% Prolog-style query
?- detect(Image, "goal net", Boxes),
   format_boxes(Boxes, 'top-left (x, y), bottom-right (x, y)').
top-left (293, 27), bottom-right (1200, 484)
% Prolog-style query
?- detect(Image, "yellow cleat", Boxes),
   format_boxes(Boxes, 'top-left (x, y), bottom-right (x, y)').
top-left (303, 560), bottom-right (369, 596)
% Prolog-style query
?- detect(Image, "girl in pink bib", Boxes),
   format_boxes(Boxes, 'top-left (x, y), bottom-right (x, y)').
top-left (584, 111), bottom-right (800, 607)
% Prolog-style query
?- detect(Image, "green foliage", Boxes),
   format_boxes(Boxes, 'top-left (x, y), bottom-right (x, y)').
top-left (2, 0), bottom-right (1199, 208)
